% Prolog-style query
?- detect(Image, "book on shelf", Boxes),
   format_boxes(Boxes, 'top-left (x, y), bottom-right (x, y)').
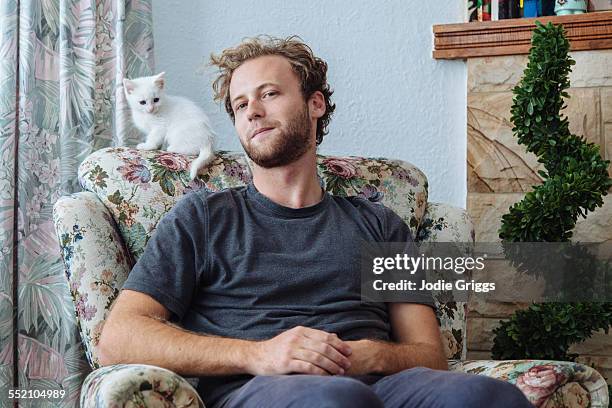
top-left (467, 0), bottom-right (581, 22)
top-left (480, 0), bottom-right (520, 20)
top-left (481, 0), bottom-right (492, 20)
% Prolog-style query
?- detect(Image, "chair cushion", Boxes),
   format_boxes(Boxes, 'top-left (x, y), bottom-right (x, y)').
top-left (78, 147), bottom-right (428, 259)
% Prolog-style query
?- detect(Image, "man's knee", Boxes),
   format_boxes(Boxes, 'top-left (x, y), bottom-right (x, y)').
top-left (447, 375), bottom-right (533, 408)
top-left (317, 377), bottom-right (384, 408)
top-left (234, 375), bottom-right (383, 408)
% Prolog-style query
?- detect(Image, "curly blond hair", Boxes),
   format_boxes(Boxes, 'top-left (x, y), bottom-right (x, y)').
top-left (210, 35), bottom-right (335, 145)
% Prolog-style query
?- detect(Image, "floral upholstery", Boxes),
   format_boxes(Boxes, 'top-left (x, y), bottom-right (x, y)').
top-left (52, 147), bottom-right (609, 407)
top-left (81, 364), bottom-right (203, 407)
top-left (53, 192), bottom-right (132, 368)
top-left (417, 202), bottom-right (476, 361)
top-left (449, 360), bottom-right (609, 408)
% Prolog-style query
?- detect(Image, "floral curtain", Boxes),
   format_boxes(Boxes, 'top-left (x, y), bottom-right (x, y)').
top-left (0, 1), bottom-right (154, 405)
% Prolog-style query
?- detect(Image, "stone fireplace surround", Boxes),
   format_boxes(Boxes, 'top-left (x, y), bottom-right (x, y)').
top-left (434, 12), bottom-right (612, 384)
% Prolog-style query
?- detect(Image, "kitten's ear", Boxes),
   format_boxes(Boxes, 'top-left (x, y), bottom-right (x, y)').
top-left (154, 72), bottom-right (165, 90)
top-left (123, 78), bottom-right (135, 95)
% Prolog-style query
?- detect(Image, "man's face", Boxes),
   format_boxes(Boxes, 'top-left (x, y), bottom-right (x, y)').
top-left (229, 55), bottom-right (316, 168)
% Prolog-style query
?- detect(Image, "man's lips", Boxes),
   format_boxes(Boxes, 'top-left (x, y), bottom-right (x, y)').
top-left (252, 127), bottom-right (274, 139)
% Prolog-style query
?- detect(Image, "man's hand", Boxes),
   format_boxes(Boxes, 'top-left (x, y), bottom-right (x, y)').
top-left (248, 326), bottom-right (353, 376)
top-left (343, 339), bottom-right (448, 376)
top-left (343, 340), bottom-right (381, 375)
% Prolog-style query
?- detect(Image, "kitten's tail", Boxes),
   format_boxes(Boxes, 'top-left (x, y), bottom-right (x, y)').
top-left (190, 145), bottom-right (215, 180)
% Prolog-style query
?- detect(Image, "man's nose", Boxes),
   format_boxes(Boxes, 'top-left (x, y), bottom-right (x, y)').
top-left (246, 100), bottom-right (264, 121)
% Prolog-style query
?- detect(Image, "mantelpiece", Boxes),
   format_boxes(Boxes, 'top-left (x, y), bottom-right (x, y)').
top-left (433, 11), bottom-right (612, 59)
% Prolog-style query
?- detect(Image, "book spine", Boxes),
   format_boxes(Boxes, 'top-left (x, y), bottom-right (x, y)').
top-left (523, 0), bottom-right (539, 17)
top-left (498, 0), bottom-right (510, 19)
top-left (541, 0), bottom-right (556, 15)
top-left (508, 0), bottom-right (522, 18)
top-left (469, 0), bottom-right (481, 21)
top-left (492, 0), bottom-right (500, 20)
top-left (482, 0), bottom-right (492, 20)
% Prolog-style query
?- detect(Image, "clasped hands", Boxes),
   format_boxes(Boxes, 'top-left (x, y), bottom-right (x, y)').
top-left (247, 326), bottom-right (380, 377)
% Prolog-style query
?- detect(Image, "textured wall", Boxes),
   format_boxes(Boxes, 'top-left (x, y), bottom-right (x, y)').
top-left (152, 0), bottom-right (466, 207)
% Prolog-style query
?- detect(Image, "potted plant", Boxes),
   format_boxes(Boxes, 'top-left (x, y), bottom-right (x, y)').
top-left (491, 20), bottom-right (612, 380)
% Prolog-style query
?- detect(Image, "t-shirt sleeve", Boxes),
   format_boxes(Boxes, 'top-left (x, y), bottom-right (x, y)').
top-left (122, 192), bottom-right (207, 320)
top-left (382, 206), bottom-right (437, 310)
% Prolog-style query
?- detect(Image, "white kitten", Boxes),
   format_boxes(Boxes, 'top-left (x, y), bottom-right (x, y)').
top-left (123, 72), bottom-right (216, 180)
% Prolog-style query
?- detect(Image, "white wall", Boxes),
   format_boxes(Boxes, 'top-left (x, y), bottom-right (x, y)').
top-left (153, 0), bottom-right (467, 208)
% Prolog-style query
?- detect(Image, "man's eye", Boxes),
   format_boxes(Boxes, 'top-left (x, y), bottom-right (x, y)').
top-left (153, 97), bottom-right (160, 103)
top-left (139, 100), bottom-right (146, 105)
top-left (263, 91), bottom-right (277, 98)
top-left (236, 102), bottom-right (247, 111)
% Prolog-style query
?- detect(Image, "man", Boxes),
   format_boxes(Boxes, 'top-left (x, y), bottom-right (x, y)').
top-left (99, 36), bottom-right (532, 408)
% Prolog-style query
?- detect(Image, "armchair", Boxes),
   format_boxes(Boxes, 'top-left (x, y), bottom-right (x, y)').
top-left (53, 147), bottom-right (609, 407)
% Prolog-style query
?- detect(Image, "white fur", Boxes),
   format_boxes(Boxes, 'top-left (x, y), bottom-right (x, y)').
top-left (123, 72), bottom-right (216, 180)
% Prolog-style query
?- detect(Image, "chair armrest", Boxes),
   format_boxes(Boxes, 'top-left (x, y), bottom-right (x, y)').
top-left (53, 192), bottom-right (133, 368)
top-left (449, 359), bottom-right (609, 407)
top-left (415, 202), bottom-right (475, 362)
top-left (81, 364), bottom-right (204, 407)
top-left (416, 202), bottom-right (475, 243)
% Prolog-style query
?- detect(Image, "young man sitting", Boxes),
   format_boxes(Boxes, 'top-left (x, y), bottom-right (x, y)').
top-left (98, 36), bottom-right (533, 408)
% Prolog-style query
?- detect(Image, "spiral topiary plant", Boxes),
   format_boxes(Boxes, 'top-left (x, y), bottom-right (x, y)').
top-left (491, 22), bottom-right (612, 362)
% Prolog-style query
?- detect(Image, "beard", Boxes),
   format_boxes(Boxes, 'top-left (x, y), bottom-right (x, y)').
top-left (240, 103), bottom-right (313, 169)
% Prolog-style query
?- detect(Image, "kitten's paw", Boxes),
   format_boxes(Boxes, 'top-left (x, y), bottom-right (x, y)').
top-left (189, 167), bottom-right (199, 180)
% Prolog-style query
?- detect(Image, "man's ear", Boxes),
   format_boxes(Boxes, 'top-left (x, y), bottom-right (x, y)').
top-left (309, 91), bottom-right (326, 119)
top-left (123, 78), bottom-right (135, 95)
top-left (154, 72), bottom-right (165, 90)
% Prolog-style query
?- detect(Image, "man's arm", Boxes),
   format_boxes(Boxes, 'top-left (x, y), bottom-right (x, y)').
top-left (344, 303), bottom-right (448, 375)
top-left (98, 290), bottom-right (253, 375)
top-left (98, 290), bottom-right (353, 376)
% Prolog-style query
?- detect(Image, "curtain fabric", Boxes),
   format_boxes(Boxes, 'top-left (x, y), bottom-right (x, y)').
top-left (0, 1), bottom-right (154, 405)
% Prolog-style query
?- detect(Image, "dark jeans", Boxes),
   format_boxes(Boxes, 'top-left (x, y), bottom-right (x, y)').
top-left (216, 366), bottom-right (533, 408)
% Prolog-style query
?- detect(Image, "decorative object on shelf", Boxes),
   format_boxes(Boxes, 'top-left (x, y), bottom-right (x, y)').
top-left (554, 0), bottom-right (588, 14)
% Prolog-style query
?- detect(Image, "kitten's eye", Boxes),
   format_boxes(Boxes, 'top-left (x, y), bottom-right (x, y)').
top-left (153, 97), bottom-right (160, 103)
top-left (139, 100), bottom-right (146, 105)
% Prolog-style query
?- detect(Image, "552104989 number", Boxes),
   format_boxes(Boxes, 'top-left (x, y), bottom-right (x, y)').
top-left (8, 389), bottom-right (65, 399)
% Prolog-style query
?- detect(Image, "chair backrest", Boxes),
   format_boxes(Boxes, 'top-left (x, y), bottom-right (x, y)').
top-left (55, 147), bottom-right (467, 369)
top-left (78, 148), bottom-right (429, 257)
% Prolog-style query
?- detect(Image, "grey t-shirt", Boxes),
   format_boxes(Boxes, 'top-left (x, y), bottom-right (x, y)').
top-left (123, 183), bottom-right (434, 407)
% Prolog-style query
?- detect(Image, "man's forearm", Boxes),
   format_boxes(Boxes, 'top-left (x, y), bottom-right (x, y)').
top-left (375, 341), bottom-right (449, 373)
top-left (98, 313), bottom-right (256, 376)
top-left (346, 340), bottom-right (448, 375)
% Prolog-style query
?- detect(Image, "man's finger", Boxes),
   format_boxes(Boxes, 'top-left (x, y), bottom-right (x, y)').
top-left (301, 338), bottom-right (351, 370)
top-left (301, 328), bottom-right (352, 356)
top-left (292, 348), bottom-right (345, 375)
top-left (291, 351), bottom-right (341, 375)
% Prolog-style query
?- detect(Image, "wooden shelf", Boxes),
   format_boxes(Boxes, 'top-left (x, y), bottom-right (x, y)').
top-left (433, 11), bottom-right (612, 59)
